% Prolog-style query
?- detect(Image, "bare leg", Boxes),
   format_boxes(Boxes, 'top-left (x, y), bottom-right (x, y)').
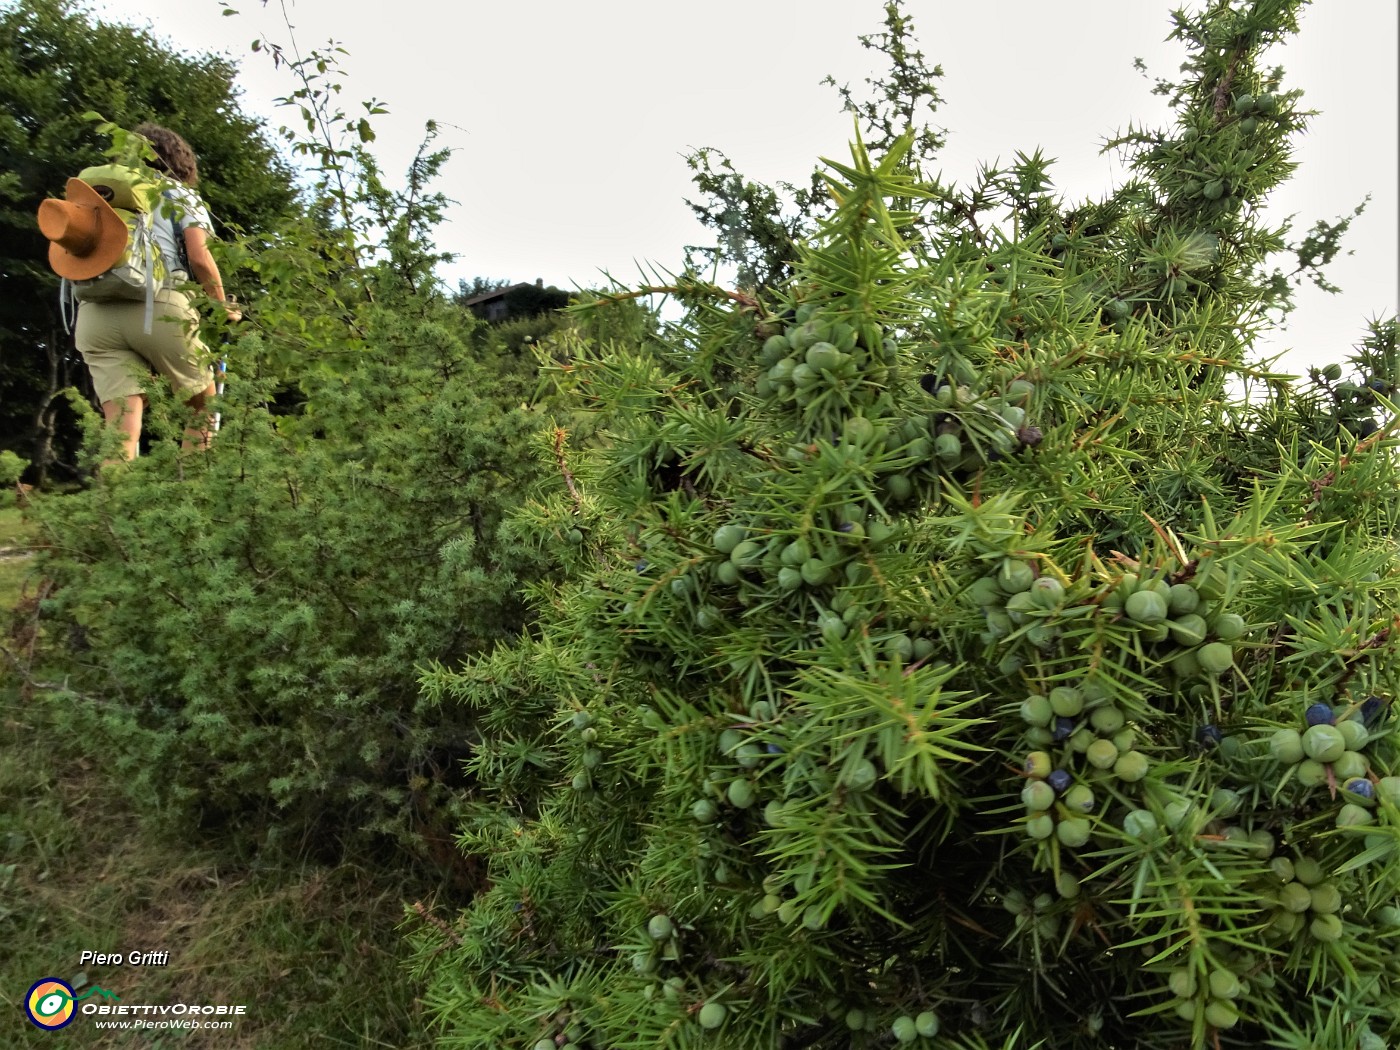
top-left (101, 395), bottom-right (144, 464)
top-left (182, 381), bottom-right (218, 452)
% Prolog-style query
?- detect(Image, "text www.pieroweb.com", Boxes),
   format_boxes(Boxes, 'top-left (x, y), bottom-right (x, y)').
top-left (85, 1002), bottom-right (246, 1030)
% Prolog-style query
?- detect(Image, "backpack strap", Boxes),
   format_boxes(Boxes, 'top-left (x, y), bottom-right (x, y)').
top-left (139, 212), bottom-right (158, 334)
top-left (162, 188), bottom-right (191, 276)
top-left (59, 278), bottom-right (76, 334)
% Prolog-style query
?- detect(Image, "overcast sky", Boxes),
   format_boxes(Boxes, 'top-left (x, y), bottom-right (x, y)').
top-left (99, 0), bottom-right (1397, 375)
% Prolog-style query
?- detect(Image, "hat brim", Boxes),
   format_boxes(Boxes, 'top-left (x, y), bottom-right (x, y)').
top-left (46, 178), bottom-right (129, 281)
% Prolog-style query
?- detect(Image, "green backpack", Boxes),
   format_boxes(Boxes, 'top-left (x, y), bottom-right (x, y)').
top-left (62, 163), bottom-right (187, 331)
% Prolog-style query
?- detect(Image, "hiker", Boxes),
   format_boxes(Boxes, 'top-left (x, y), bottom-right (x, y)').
top-left (38, 123), bottom-right (239, 463)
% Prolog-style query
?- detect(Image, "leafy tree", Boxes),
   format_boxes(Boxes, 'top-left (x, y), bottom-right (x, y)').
top-left (0, 0), bottom-right (299, 484)
top-left (681, 1), bottom-right (947, 295)
top-left (682, 148), bottom-right (823, 293)
top-left (505, 281), bottom-right (571, 318)
top-left (409, 2), bottom-right (1398, 1048)
top-left (456, 276), bottom-right (516, 301)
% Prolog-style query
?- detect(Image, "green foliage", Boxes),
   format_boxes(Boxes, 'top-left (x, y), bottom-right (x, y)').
top-left (683, 147), bottom-right (824, 292)
top-left (0, 449), bottom-right (28, 486)
top-left (409, 4), bottom-right (1399, 1048)
top-left (684, 0), bottom-right (947, 293)
top-left (1294, 318), bottom-right (1398, 444)
top-left (24, 118), bottom-right (563, 860)
top-left (29, 302), bottom-right (549, 857)
top-left (456, 276), bottom-right (515, 300)
top-left (0, 0), bottom-right (299, 483)
top-left (0, 502), bottom-right (35, 614)
top-left (823, 0), bottom-right (946, 174)
top-left (504, 282), bottom-right (571, 318)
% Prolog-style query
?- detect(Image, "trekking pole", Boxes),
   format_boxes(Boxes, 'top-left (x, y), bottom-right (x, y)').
top-left (213, 295), bottom-right (237, 434)
top-left (213, 355), bottom-right (227, 433)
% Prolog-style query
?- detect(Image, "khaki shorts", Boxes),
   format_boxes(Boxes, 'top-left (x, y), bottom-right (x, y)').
top-left (75, 289), bottom-right (214, 406)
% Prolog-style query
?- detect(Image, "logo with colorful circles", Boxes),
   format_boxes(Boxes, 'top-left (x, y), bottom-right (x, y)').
top-left (23, 978), bottom-right (121, 1030)
top-left (25, 978), bottom-right (78, 1030)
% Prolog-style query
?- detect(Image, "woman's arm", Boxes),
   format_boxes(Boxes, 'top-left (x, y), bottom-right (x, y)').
top-left (182, 225), bottom-right (240, 321)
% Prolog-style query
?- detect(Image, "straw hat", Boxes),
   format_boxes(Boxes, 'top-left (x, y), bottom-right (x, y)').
top-left (38, 178), bottom-right (128, 281)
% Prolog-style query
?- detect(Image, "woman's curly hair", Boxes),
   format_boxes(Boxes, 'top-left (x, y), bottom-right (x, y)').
top-left (134, 123), bottom-right (199, 186)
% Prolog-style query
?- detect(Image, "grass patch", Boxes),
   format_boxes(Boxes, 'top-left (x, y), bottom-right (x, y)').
top-left (0, 502), bottom-right (38, 615)
top-left (0, 502), bottom-right (28, 543)
top-left (0, 702), bottom-right (436, 1047)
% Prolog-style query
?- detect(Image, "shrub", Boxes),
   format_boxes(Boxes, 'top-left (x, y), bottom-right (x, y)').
top-left (409, 4), bottom-right (1400, 1047)
top-left (26, 128), bottom-right (564, 862)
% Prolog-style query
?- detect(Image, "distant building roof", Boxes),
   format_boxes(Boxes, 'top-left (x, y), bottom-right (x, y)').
top-left (461, 279), bottom-right (542, 308)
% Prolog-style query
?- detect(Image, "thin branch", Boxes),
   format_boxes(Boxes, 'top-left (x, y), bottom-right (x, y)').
top-left (1306, 415), bottom-right (1400, 515)
top-left (553, 427), bottom-right (583, 512)
top-left (1211, 47), bottom-right (1246, 124)
top-left (410, 899), bottom-right (463, 948)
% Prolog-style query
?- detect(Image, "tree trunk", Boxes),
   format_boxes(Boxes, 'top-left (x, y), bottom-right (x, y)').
top-left (27, 322), bottom-right (61, 488)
